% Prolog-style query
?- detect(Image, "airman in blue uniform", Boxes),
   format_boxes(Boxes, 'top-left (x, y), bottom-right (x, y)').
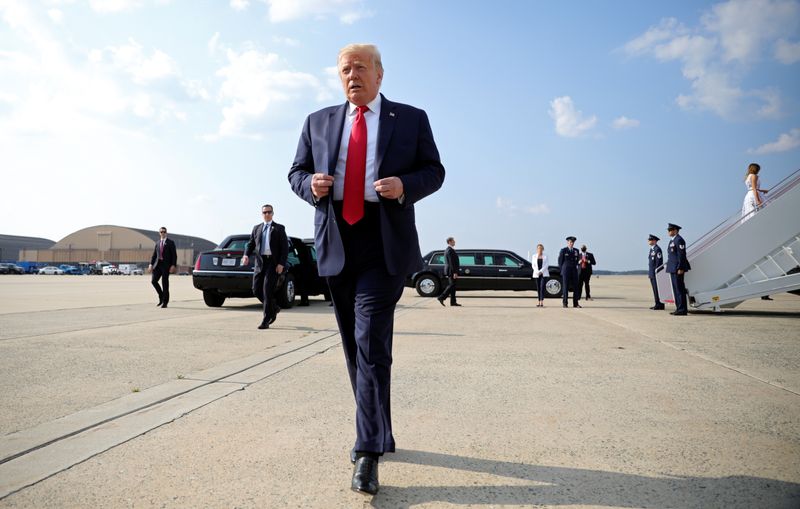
top-left (558, 236), bottom-right (581, 308)
top-left (665, 223), bottom-right (691, 315)
top-left (647, 234), bottom-right (664, 310)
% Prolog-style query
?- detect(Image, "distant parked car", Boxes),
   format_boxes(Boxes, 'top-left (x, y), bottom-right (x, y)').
top-left (0, 263), bottom-right (24, 274)
top-left (192, 234), bottom-right (329, 308)
top-left (406, 249), bottom-right (563, 298)
top-left (58, 264), bottom-right (81, 275)
top-left (38, 266), bottom-right (65, 275)
top-left (102, 265), bottom-right (119, 275)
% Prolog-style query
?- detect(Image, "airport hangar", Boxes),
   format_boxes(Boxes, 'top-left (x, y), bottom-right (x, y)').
top-left (16, 225), bottom-right (217, 271)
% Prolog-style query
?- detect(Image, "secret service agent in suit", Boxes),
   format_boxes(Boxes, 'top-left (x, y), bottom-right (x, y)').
top-left (148, 226), bottom-right (177, 308)
top-left (558, 236), bottom-right (582, 308)
top-left (242, 204), bottom-right (288, 330)
top-left (577, 245), bottom-right (597, 301)
top-left (437, 237), bottom-right (461, 307)
top-left (288, 43), bottom-right (445, 496)
top-left (665, 223), bottom-right (691, 316)
top-left (647, 234), bottom-right (665, 310)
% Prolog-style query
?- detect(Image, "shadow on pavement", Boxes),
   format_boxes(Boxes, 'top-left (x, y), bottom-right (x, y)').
top-left (377, 450), bottom-right (799, 508)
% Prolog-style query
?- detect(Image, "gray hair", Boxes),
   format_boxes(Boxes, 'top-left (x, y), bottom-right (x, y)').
top-left (338, 43), bottom-right (383, 72)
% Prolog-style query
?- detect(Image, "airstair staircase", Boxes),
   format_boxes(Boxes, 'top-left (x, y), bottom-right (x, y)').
top-left (656, 168), bottom-right (800, 312)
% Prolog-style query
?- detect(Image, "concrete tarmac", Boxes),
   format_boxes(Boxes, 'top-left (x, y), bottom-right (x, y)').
top-left (0, 275), bottom-right (798, 508)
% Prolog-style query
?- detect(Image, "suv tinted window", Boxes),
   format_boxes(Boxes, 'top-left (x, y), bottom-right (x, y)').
top-left (430, 253), bottom-right (445, 265)
top-left (220, 238), bottom-right (248, 250)
top-left (459, 253), bottom-right (477, 266)
top-left (491, 253), bottom-right (521, 267)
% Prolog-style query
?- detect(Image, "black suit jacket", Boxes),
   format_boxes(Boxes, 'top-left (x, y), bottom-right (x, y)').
top-left (245, 222), bottom-right (289, 274)
top-left (444, 246), bottom-right (459, 276)
top-left (288, 94), bottom-right (445, 277)
top-left (150, 238), bottom-right (177, 267)
top-left (578, 251), bottom-right (596, 275)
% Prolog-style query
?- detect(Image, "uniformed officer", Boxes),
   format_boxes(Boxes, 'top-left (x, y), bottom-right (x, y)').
top-left (558, 236), bottom-right (582, 308)
top-left (647, 234), bottom-right (665, 310)
top-left (665, 223), bottom-right (691, 315)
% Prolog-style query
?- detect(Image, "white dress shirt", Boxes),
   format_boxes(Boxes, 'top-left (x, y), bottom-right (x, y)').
top-left (261, 222), bottom-right (272, 256)
top-left (333, 94), bottom-right (381, 202)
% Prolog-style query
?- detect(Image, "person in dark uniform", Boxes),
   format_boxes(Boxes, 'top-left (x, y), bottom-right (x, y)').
top-left (148, 226), bottom-right (177, 308)
top-left (241, 204), bottom-right (289, 329)
top-left (558, 236), bottom-right (582, 308)
top-left (665, 223), bottom-right (691, 316)
top-left (647, 234), bottom-right (665, 310)
top-left (577, 245), bottom-right (596, 301)
top-left (437, 237), bottom-right (461, 307)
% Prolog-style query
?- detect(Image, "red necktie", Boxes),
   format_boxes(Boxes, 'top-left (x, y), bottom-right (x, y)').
top-left (343, 105), bottom-right (368, 225)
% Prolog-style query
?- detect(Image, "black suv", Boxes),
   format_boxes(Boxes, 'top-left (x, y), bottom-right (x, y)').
top-left (406, 249), bottom-right (563, 298)
top-left (193, 234), bottom-right (329, 308)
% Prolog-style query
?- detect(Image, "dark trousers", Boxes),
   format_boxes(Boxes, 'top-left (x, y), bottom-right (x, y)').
top-left (327, 202), bottom-right (403, 454)
top-left (670, 272), bottom-right (688, 313)
top-left (439, 275), bottom-right (457, 304)
top-left (578, 270), bottom-right (592, 298)
top-left (562, 270), bottom-right (581, 306)
top-left (536, 276), bottom-right (546, 300)
top-left (252, 256), bottom-right (278, 322)
top-left (151, 262), bottom-right (170, 304)
top-left (649, 276), bottom-right (662, 306)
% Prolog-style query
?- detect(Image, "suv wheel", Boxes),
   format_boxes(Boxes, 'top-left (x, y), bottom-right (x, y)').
top-left (544, 277), bottom-right (562, 298)
top-left (415, 273), bottom-right (441, 297)
top-left (277, 273), bottom-right (295, 308)
top-left (203, 290), bottom-right (226, 307)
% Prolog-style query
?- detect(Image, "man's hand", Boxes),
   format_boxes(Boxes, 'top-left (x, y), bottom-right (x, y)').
top-left (677, 269), bottom-right (684, 275)
top-left (311, 173), bottom-right (334, 198)
top-left (169, 265), bottom-right (176, 274)
top-left (146, 264), bottom-right (152, 274)
top-left (276, 264), bottom-right (284, 274)
top-left (374, 177), bottom-right (404, 200)
top-left (241, 255), bottom-right (249, 266)
top-left (453, 274), bottom-right (458, 279)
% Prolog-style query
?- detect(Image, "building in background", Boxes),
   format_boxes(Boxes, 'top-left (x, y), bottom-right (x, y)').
top-left (16, 225), bottom-right (216, 272)
top-left (0, 234), bottom-right (55, 262)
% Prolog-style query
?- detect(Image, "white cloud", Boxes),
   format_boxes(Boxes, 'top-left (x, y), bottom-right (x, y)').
top-left (496, 197), bottom-right (550, 216)
top-left (208, 32), bottom-right (221, 56)
top-left (100, 38), bottom-right (179, 84)
top-left (548, 96), bottom-right (597, 137)
top-left (47, 8), bottom-right (63, 24)
top-left (230, 0), bottom-right (249, 11)
top-left (213, 47), bottom-right (332, 139)
top-left (272, 35), bottom-right (300, 46)
top-left (748, 128), bottom-right (800, 154)
top-left (88, 0), bottom-right (143, 13)
top-left (625, 0), bottom-right (799, 120)
top-left (612, 116), bottom-right (640, 129)
top-left (266, 0), bottom-right (371, 24)
top-left (702, 0), bottom-right (800, 63)
top-left (775, 38), bottom-right (800, 64)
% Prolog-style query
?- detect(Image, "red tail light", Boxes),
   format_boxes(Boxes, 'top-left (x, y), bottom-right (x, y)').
top-left (194, 255), bottom-right (201, 271)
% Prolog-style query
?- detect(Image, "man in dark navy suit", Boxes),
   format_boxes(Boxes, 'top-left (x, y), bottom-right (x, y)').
top-left (647, 234), bottom-right (665, 310)
top-left (665, 223), bottom-right (691, 315)
top-left (242, 204), bottom-right (288, 329)
top-left (577, 244), bottom-right (596, 301)
top-left (437, 237), bottom-right (461, 307)
top-left (148, 226), bottom-right (177, 308)
top-left (288, 43), bottom-right (444, 495)
top-left (558, 236), bottom-right (582, 308)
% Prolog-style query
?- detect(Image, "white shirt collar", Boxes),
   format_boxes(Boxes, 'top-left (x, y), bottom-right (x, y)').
top-left (348, 94), bottom-right (381, 117)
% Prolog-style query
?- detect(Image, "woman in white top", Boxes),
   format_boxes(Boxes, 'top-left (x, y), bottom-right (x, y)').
top-left (532, 243), bottom-right (549, 307)
top-left (742, 163), bottom-right (769, 219)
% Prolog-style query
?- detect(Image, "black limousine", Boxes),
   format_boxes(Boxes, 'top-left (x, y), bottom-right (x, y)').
top-left (406, 249), bottom-right (563, 298)
top-left (192, 234), bottom-right (329, 308)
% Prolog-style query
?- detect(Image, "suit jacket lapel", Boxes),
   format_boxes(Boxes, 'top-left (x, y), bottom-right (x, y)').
top-left (376, 94), bottom-right (396, 177)
top-left (326, 103), bottom-right (347, 174)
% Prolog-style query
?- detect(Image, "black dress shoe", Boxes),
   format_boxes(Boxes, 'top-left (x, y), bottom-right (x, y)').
top-left (563, 303), bottom-right (568, 308)
top-left (437, 298), bottom-right (445, 306)
top-left (670, 311), bottom-right (688, 316)
top-left (653, 305), bottom-right (665, 310)
top-left (257, 321), bottom-right (269, 329)
top-left (573, 304), bottom-right (582, 308)
top-left (156, 301), bottom-right (163, 307)
top-left (351, 457), bottom-right (379, 495)
top-left (160, 303), bottom-right (168, 308)
top-left (761, 295), bottom-right (773, 300)
top-left (450, 303), bottom-right (462, 307)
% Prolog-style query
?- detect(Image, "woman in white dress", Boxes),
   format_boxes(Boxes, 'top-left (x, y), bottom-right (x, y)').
top-left (741, 163), bottom-right (769, 218)
top-left (532, 243), bottom-right (549, 307)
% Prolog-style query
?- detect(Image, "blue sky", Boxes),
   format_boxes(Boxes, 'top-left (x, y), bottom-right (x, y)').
top-left (1, 0), bottom-right (798, 270)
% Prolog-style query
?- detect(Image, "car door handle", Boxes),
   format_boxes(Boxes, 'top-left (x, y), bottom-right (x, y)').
top-left (498, 269), bottom-right (508, 272)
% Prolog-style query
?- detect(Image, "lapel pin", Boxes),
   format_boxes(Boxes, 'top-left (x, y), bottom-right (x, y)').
top-left (389, 112), bottom-right (395, 117)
